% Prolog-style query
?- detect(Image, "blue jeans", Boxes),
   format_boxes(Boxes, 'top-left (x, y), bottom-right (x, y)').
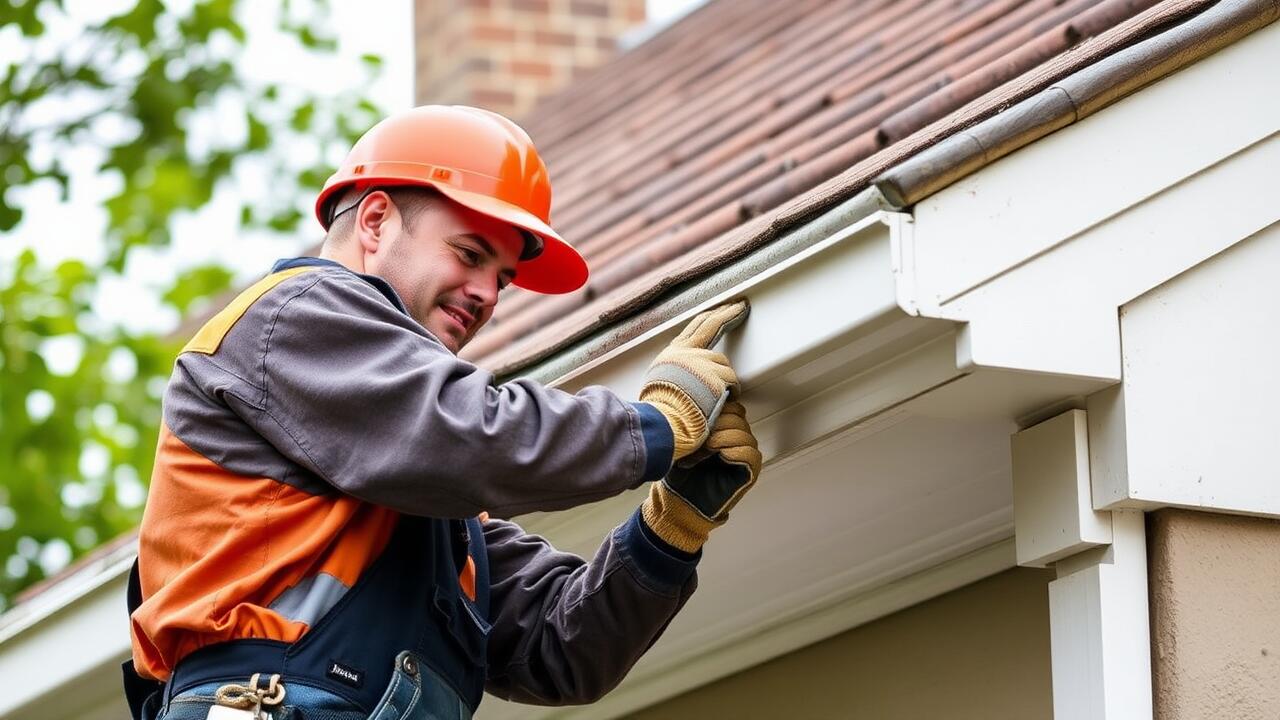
top-left (156, 652), bottom-right (473, 720)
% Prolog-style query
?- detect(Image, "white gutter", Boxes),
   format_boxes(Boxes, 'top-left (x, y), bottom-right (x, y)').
top-left (0, 537), bottom-right (136, 720)
top-left (516, 189), bottom-right (959, 470)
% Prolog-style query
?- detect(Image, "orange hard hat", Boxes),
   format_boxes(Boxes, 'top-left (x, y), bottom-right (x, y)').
top-left (315, 105), bottom-right (587, 294)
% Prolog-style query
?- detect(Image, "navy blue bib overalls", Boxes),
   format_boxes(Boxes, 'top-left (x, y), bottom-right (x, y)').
top-left (123, 515), bottom-right (491, 720)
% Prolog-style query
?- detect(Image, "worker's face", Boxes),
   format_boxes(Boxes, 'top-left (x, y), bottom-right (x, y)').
top-left (359, 192), bottom-right (523, 353)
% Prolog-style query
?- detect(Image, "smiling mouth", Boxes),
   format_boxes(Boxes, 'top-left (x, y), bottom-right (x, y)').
top-left (439, 305), bottom-right (474, 333)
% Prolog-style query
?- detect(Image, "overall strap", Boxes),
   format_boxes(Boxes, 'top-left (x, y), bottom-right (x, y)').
top-left (121, 558), bottom-right (164, 720)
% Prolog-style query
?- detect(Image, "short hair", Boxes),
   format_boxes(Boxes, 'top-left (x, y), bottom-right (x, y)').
top-left (323, 185), bottom-right (542, 260)
top-left (324, 186), bottom-right (440, 244)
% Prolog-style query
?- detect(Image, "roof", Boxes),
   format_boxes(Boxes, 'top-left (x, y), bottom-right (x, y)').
top-left (9, 0), bottom-right (1276, 612)
top-left (458, 0), bottom-right (1247, 375)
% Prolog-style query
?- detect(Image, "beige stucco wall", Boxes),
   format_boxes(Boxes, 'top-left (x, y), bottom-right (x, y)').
top-left (627, 567), bottom-right (1054, 720)
top-left (1149, 509), bottom-right (1280, 719)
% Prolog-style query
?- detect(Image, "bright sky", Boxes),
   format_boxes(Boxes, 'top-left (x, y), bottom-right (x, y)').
top-left (3, 0), bottom-right (702, 336)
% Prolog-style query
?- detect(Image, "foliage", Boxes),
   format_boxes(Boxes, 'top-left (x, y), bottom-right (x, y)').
top-left (0, 0), bottom-right (385, 610)
top-left (0, 250), bottom-right (176, 607)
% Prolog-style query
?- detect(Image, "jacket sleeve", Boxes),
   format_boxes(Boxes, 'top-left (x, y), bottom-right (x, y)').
top-left (482, 511), bottom-right (699, 705)
top-left (200, 270), bottom-right (674, 518)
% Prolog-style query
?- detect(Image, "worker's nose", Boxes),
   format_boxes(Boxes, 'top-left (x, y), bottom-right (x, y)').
top-left (464, 271), bottom-right (501, 309)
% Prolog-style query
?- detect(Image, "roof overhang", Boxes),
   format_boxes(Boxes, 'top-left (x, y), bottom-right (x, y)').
top-left (0, 536), bottom-right (136, 720)
top-left (481, 201), bottom-right (1107, 719)
top-left (1, 8), bottom-right (1277, 720)
top-left (482, 16), bottom-right (1280, 716)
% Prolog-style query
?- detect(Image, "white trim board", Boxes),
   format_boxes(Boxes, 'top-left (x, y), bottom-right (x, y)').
top-left (903, 20), bottom-right (1280, 383)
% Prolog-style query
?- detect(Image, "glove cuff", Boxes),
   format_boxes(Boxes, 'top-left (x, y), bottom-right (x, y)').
top-left (638, 385), bottom-right (707, 459)
top-left (640, 482), bottom-right (722, 554)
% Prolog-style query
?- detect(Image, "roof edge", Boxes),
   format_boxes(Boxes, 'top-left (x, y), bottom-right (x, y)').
top-left (499, 187), bottom-right (894, 385)
top-left (875, 0), bottom-right (1280, 208)
top-left (0, 533), bottom-right (136, 644)
top-left (473, 0), bottom-right (1262, 377)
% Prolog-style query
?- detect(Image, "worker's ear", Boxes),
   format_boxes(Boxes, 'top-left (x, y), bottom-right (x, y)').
top-left (355, 190), bottom-right (394, 256)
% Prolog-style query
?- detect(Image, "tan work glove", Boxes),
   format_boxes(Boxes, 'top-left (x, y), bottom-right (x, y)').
top-left (641, 400), bottom-right (762, 553)
top-left (639, 300), bottom-right (749, 460)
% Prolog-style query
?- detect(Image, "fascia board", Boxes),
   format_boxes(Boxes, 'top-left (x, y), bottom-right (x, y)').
top-left (0, 536), bottom-right (135, 645)
top-left (506, 188), bottom-right (901, 388)
top-left (901, 20), bottom-right (1280, 383)
top-left (897, 19), bottom-right (1280, 523)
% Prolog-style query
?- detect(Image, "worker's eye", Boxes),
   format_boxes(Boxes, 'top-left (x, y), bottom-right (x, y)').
top-left (457, 247), bottom-right (481, 266)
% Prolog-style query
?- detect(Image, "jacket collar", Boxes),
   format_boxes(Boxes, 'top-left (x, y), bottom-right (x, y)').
top-left (270, 257), bottom-right (410, 317)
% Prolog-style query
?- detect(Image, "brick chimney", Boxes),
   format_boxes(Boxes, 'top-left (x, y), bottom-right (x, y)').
top-left (413, 0), bottom-right (647, 118)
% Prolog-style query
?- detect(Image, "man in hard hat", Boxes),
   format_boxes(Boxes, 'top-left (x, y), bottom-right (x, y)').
top-left (123, 105), bottom-right (761, 720)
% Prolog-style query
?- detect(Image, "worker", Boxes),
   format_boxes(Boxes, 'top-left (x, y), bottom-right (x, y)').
top-left (122, 105), bottom-right (762, 720)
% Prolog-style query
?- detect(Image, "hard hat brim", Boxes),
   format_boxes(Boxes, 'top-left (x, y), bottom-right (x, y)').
top-left (433, 184), bottom-right (589, 295)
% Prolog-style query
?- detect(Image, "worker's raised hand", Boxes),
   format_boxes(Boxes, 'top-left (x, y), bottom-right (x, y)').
top-left (639, 299), bottom-right (749, 460)
top-left (641, 401), bottom-right (762, 553)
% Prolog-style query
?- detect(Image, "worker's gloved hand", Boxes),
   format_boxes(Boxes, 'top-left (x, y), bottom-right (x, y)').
top-left (639, 300), bottom-right (749, 460)
top-left (641, 401), bottom-right (762, 553)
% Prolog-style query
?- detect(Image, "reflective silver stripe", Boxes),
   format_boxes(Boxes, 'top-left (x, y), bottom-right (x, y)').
top-left (643, 364), bottom-right (719, 417)
top-left (268, 572), bottom-right (351, 626)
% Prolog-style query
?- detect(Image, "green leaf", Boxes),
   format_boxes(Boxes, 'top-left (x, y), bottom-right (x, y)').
top-left (101, 0), bottom-right (164, 47)
top-left (265, 207), bottom-right (303, 232)
top-left (247, 112), bottom-right (269, 151)
top-left (289, 101), bottom-right (314, 132)
top-left (297, 165), bottom-right (330, 189)
top-left (161, 264), bottom-right (234, 314)
top-left (13, 5), bottom-right (46, 37)
top-left (70, 65), bottom-right (109, 89)
top-left (0, 195), bottom-right (22, 231)
top-left (187, 0), bottom-right (241, 42)
top-left (54, 260), bottom-right (89, 287)
top-left (292, 24), bottom-right (337, 52)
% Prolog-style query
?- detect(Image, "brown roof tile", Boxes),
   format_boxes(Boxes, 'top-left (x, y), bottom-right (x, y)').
top-left (24, 0), bottom-right (1274, 614)
top-left (877, 0), bottom-right (1274, 205)
top-left (461, 0), bottom-right (1252, 373)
